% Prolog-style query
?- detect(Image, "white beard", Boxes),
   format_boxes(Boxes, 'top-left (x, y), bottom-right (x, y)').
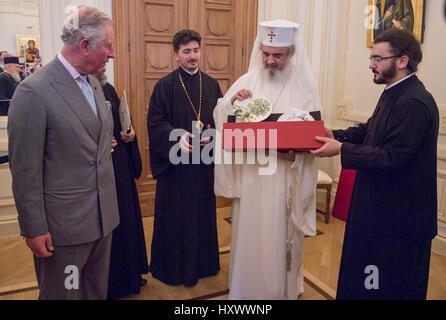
top-left (10, 71), bottom-right (21, 83)
top-left (258, 63), bottom-right (292, 104)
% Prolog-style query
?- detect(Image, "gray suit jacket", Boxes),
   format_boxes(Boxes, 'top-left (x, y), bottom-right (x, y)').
top-left (8, 58), bottom-right (119, 246)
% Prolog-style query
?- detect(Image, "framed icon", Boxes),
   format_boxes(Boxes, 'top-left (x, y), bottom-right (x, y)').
top-left (366, 0), bottom-right (425, 47)
top-left (16, 34), bottom-right (40, 63)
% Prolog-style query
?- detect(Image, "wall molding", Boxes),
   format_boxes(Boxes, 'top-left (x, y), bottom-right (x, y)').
top-left (0, 0), bottom-right (39, 14)
top-left (438, 148), bottom-right (446, 162)
top-left (305, 0), bottom-right (314, 65)
top-left (0, 218), bottom-right (20, 238)
top-left (0, 11), bottom-right (39, 16)
top-left (0, 198), bottom-right (15, 208)
top-left (0, 117), bottom-right (8, 153)
top-left (337, 103), bottom-right (446, 130)
top-left (336, 95), bottom-right (371, 123)
top-left (432, 235), bottom-right (446, 257)
top-left (437, 169), bottom-right (446, 180)
top-left (317, 0), bottom-right (329, 109)
top-left (438, 105), bottom-right (446, 136)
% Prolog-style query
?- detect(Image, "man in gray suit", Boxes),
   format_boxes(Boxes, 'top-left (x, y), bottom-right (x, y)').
top-left (8, 6), bottom-right (119, 300)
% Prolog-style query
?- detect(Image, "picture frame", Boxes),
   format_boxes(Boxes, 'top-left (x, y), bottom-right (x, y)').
top-left (16, 34), bottom-right (41, 64)
top-left (367, 0), bottom-right (426, 48)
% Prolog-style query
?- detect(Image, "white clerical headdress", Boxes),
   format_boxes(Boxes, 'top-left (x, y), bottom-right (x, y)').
top-left (249, 19), bottom-right (304, 71)
top-left (259, 20), bottom-right (298, 47)
top-left (248, 19), bottom-right (322, 114)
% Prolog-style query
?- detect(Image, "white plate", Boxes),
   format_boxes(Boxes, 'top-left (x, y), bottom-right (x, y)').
top-left (278, 108), bottom-right (315, 122)
top-left (233, 95), bottom-right (273, 123)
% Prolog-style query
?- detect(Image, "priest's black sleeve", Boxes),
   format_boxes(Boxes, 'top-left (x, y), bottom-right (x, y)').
top-left (147, 79), bottom-right (177, 179)
top-left (333, 121), bottom-right (369, 144)
top-left (340, 99), bottom-right (431, 171)
top-left (103, 83), bottom-right (142, 180)
top-left (103, 82), bottom-right (120, 109)
top-left (0, 92), bottom-right (8, 116)
top-left (125, 136), bottom-right (142, 179)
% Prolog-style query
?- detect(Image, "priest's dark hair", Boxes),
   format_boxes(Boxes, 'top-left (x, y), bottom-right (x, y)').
top-left (173, 29), bottom-right (201, 53)
top-left (374, 29), bottom-right (422, 73)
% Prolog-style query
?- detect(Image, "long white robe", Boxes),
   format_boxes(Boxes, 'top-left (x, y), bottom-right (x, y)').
top-left (214, 65), bottom-right (320, 300)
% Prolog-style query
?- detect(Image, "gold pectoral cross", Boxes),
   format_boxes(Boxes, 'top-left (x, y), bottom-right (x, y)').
top-left (196, 120), bottom-right (204, 133)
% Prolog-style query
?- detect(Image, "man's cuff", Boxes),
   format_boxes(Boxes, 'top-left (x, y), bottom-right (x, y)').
top-left (333, 130), bottom-right (349, 142)
top-left (339, 142), bottom-right (357, 169)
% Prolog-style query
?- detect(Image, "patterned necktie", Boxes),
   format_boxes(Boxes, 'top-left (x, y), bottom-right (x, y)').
top-left (78, 75), bottom-right (98, 117)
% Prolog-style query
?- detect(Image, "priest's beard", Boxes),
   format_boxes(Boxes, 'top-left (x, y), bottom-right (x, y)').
top-left (373, 60), bottom-right (397, 85)
top-left (10, 71), bottom-right (21, 83)
top-left (259, 62), bottom-right (292, 100)
top-left (264, 62), bottom-right (292, 81)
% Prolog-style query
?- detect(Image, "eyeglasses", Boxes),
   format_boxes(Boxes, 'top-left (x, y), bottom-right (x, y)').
top-left (369, 55), bottom-right (399, 63)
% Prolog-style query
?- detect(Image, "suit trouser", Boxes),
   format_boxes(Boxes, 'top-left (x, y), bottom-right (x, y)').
top-left (33, 233), bottom-right (112, 300)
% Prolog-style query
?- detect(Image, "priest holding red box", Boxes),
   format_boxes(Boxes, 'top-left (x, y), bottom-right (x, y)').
top-left (213, 20), bottom-right (322, 300)
top-left (312, 29), bottom-right (438, 300)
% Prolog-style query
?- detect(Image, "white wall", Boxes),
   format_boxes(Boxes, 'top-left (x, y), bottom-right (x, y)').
top-left (0, 0), bottom-right (40, 55)
top-left (0, 0), bottom-right (114, 81)
top-left (335, 0), bottom-right (446, 123)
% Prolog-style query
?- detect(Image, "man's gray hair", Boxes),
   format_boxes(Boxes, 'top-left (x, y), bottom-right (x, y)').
top-left (61, 6), bottom-right (111, 48)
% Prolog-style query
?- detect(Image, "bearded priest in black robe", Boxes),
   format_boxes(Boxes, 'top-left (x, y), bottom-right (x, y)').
top-left (147, 30), bottom-right (222, 286)
top-left (96, 68), bottom-right (149, 299)
top-left (0, 56), bottom-right (21, 115)
top-left (312, 29), bottom-right (438, 300)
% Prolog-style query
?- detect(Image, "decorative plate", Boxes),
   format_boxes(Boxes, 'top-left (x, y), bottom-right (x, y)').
top-left (278, 108), bottom-right (315, 122)
top-left (233, 96), bottom-right (273, 123)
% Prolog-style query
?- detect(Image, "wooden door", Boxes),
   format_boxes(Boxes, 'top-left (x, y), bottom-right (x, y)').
top-left (113, 0), bottom-right (258, 217)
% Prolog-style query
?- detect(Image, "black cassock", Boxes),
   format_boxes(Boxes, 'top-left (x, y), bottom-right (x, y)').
top-left (0, 72), bottom-right (18, 115)
top-left (334, 76), bottom-right (439, 300)
top-left (147, 68), bottom-right (222, 286)
top-left (102, 83), bottom-right (149, 299)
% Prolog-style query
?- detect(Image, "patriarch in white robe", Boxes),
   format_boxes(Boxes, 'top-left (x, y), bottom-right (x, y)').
top-left (213, 20), bottom-right (322, 300)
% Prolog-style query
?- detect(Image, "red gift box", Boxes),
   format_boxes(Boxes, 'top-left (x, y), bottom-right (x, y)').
top-left (222, 120), bottom-right (325, 151)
